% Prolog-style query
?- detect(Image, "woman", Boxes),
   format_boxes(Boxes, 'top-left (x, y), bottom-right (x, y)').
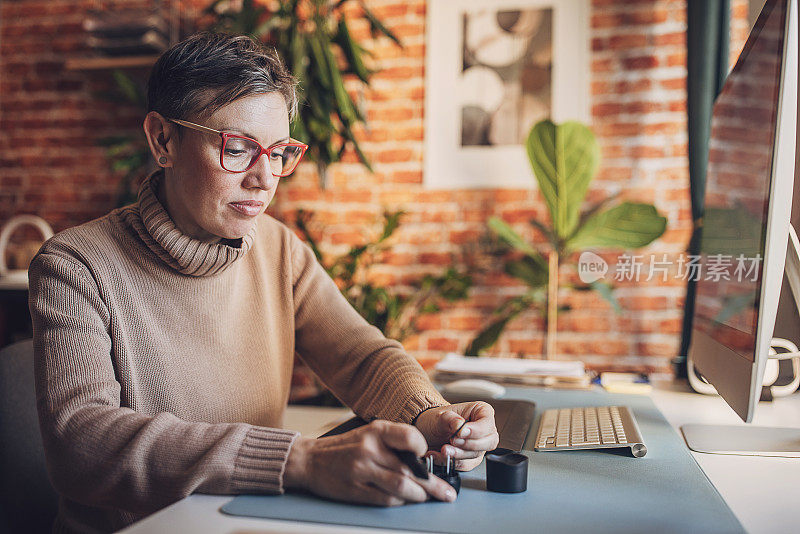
top-left (28, 32), bottom-right (498, 533)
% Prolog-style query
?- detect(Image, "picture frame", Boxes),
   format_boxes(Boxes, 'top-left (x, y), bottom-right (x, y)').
top-left (424, 0), bottom-right (590, 189)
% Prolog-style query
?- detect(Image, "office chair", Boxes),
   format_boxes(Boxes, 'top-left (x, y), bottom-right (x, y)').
top-left (0, 339), bottom-right (58, 533)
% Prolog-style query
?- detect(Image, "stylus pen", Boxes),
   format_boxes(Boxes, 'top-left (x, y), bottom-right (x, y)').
top-left (450, 419), bottom-right (468, 441)
top-left (393, 449), bottom-right (429, 479)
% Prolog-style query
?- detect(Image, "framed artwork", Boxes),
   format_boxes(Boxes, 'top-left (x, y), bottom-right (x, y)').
top-left (424, 0), bottom-right (590, 189)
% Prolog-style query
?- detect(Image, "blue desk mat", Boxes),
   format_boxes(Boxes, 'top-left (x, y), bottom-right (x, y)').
top-left (221, 388), bottom-right (744, 533)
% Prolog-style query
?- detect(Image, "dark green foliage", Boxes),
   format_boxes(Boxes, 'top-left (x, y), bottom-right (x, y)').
top-left (205, 0), bottom-right (401, 187)
top-left (295, 209), bottom-right (472, 341)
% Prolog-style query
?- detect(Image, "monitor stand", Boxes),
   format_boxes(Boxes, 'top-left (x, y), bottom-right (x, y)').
top-left (681, 424), bottom-right (800, 457)
top-left (681, 225), bottom-right (800, 457)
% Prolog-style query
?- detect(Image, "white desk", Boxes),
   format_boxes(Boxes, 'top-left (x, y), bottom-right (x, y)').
top-left (120, 383), bottom-right (800, 534)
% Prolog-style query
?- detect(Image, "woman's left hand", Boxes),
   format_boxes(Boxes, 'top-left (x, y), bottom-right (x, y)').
top-left (413, 402), bottom-right (499, 471)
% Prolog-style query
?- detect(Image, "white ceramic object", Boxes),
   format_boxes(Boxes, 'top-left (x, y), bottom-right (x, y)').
top-left (0, 214), bottom-right (54, 288)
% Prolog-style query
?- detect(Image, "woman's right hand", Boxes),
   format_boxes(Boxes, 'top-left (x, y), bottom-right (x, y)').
top-left (283, 419), bottom-right (457, 506)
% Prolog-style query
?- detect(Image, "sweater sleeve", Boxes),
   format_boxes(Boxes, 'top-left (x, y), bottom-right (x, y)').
top-left (289, 233), bottom-right (448, 424)
top-left (28, 251), bottom-right (299, 516)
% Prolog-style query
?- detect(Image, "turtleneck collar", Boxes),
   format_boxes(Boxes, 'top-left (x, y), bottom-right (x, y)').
top-left (129, 169), bottom-right (257, 277)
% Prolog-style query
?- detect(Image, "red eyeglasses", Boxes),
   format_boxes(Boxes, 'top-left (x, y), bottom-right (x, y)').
top-left (167, 118), bottom-right (308, 176)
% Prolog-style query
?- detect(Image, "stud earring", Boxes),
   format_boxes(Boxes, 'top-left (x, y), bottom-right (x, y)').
top-left (158, 156), bottom-right (167, 165)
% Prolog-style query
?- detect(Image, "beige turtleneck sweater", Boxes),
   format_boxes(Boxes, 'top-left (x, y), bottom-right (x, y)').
top-left (27, 170), bottom-right (447, 534)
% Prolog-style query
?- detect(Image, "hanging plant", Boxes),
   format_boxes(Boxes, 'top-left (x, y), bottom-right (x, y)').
top-left (204, 0), bottom-right (402, 188)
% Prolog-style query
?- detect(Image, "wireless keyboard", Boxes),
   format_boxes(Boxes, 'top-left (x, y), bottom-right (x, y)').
top-left (534, 405), bottom-right (647, 457)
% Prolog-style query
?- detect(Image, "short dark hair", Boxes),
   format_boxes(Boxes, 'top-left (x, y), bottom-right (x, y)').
top-left (147, 32), bottom-right (298, 124)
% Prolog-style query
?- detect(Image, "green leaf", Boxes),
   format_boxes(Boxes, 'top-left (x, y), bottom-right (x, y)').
top-left (111, 154), bottom-right (141, 172)
top-left (566, 202), bottom-right (667, 251)
top-left (341, 127), bottom-right (374, 171)
top-left (347, 244), bottom-right (369, 262)
top-left (488, 217), bottom-right (541, 259)
top-left (335, 18), bottom-right (371, 83)
top-left (464, 315), bottom-right (515, 357)
top-left (290, 26), bottom-right (308, 83)
top-left (420, 302), bottom-right (440, 314)
top-left (320, 33), bottom-right (357, 123)
top-left (359, 0), bottom-right (403, 47)
top-left (379, 211), bottom-right (403, 241)
top-left (105, 143), bottom-right (133, 158)
top-left (589, 280), bottom-right (622, 314)
top-left (528, 216), bottom-right (558, 249)
top-left (436, 268), bottom-right (472, 301)
top-left (308, 34), bottom-right (332, 89)
top-left (111, 70), bottom-right (144, 106)
top-left (574, 191), bottom-right (621, 234)
top-left (464, 305), bottom-right (529, 357)
top-left (504, 256), bottom-right (548, 288)
top-left (464, 292), bottom-right (540, 356)
top-left (527, 120), bottom-right (599, 239)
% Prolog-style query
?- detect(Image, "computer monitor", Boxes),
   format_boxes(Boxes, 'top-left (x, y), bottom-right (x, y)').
top-left (684, 0), bottom-right (799, 455)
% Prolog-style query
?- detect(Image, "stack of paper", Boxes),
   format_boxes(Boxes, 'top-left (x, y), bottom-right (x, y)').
top-left (434, 353), bottom-right (592, 389)
top-left (599, 372), bottom-right (652, 394)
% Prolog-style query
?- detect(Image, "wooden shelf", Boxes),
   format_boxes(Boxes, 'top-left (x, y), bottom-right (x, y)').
top-left (64, 55), bottom-right (159, 71)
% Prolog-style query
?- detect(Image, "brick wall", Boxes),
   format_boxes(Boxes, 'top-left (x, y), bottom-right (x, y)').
top-left (1, 0), bottom-right (749, 376)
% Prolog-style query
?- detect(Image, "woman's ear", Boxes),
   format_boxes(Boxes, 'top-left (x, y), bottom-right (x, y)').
top-left (142, 111), bottom-right (176, 168)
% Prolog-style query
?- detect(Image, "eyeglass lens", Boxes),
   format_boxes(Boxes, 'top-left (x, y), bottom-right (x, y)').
top-left (222, 137), bottom-right (304, 175)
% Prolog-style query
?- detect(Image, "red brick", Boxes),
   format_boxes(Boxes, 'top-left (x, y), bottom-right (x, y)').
top-left (390, 170), bottom-right (422, 183)
top-left (419, 252), bottom-right (453, 265)
top-left (654, 32), bottom-right (685, 46)
top-left (635, 341), bottom-right (679, 357)
top-left (427, 337), bottom-right (459, 352)
top-left (660, 77), bottom-right (686, 90)
top-left (622, 55), bottom-right (659, 70)
top-left (507, 339), bottom-right (544, 356)
top-left (449, 230), bottom-right (481, 244)
top-left (330, 231), bottom-right (365, 245)
top-left (374, 148), bottom-right (415, 164)
top-left (447, 314), bottom-right (485, 330)
top-left (608, 34), bottom-right (649, 49)
top-left (334, 189), bottom-right (373, 203)
top-left (368, 4), bottom-right (408, 18)
top-left (592, 58), bottom-right (615, 72)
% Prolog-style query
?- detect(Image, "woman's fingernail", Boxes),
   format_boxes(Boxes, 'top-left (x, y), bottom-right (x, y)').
top-left (446, 489), bottom-right (456, 501)
top-left (460, 427), bottom-right (471, 438)
top-left (453, 438), bottom-right (465, 446)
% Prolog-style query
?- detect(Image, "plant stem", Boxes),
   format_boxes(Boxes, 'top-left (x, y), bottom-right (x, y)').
top-left (545, 250), bottom-right (559, 360)
top-left (316, 160), bottom-right (328, 189)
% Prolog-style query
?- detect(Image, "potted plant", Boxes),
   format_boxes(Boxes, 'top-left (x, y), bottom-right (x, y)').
top-left (466, 119), bottom-right (668, 358)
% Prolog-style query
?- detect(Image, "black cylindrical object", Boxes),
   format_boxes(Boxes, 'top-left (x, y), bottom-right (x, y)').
top-left (486, 448), bottom-right (528, 493)
top-left (432, 460), bottom-right (461, 494)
